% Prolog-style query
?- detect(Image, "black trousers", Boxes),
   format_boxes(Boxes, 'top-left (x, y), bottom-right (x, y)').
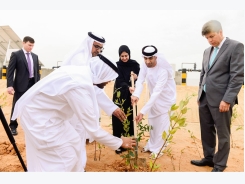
top-left (9, 78), bottom-right (35, 129)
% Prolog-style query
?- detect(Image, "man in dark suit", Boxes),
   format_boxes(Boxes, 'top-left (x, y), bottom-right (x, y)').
top-left (7, 36), bottom-right (40, 136)
top-left (190, 20), bottom-right (244, 172)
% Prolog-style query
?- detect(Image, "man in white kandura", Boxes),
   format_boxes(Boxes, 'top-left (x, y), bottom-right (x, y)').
top-left (11, 55), bottom-right (136, 172)
top-left (131, 45), bottom-right (176, 159)
top-left (62, 32), bottom-right (126, 143)
top-left (62, 32), bottom-right (127, 170)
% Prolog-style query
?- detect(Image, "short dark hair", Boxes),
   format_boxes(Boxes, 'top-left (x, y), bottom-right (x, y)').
top-left (201, 20), bottom-right (222, 36)
top-left (23, 36), bottom-right (35, 43)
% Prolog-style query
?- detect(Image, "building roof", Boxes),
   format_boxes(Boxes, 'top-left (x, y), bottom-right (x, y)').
top-left (0, 25), bottom-right (44, 66)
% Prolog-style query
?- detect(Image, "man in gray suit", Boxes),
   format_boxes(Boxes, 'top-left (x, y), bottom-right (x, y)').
top-left (191, 20), bottom-right (244, 172)
top-left (7, 36), bottom-right (40, 136)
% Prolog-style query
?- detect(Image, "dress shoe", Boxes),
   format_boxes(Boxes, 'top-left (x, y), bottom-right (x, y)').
top-left (191, 158), bottom-right (214, 167)
top-left (11, 128), bottom-right (18, 136)
top-left (211, 167), bottom-right (223, 172)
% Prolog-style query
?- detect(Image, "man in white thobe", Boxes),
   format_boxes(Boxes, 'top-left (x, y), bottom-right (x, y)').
top-left (11, 56), bottom-right (136, 172)
top-left (62, 32), bottom-right (126, 169)
top-left (62, 32), bottom-right (126, 144)
top-left (131, 45), bottom-right (176, 159)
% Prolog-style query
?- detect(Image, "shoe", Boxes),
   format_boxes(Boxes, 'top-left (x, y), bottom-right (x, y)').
top-left (191, 158), bottom-right (214, 167)
top-left (115, 147), bottom-right (127, 154)
top-left (141, 147), bottom-right (150, 153)
top-left (115, 148), bottom-right (123, 154)
top-left (11, 128), bottom-right (18, 136)
top-left (211, 167), bottom-right (223, 172)
top-left (86, 139), bottom-right (89, 144)
top-left (149, 152), bottom-right (163, 160)
top-left (120, 147), bottom-right (127, 152)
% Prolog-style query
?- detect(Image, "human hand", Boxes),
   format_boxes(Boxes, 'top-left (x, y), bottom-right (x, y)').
top-left (197, 101), bottom-right (200, 106)
top-left (130, 72), bottom-right (137, 81)
top-left (113, 108), bottom-right (127, 122)
top-left (7, 87), bottom-right (14, 95)
top-left (120, 136), bottom-right (136, 149)
top-left (129, 87), bottom-right (135, 94)
top-left (135, 113), bottom-right (143, 124)
top-left (131, 96), bottom-right (139, 105)
top-left (219, 100), bottom-right (230, 112)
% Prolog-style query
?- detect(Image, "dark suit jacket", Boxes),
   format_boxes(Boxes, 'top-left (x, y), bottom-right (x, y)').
top-left (7, 49), bottom-right (40, 92)
top-left (198, 38), bottom-right (244, 107)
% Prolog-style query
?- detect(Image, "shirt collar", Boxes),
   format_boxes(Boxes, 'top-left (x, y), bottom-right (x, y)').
top-left (217, 37), bottom-right (226, 49)
top-left (22, 48), bottom-right (30, 54)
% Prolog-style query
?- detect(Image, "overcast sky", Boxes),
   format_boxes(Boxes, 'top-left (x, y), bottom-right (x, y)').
top-left (0, 10), bottom-right (244, 71)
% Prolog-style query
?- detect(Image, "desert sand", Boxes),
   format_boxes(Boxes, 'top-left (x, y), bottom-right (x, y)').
top-left (0, 79), bottom-right (244, 172)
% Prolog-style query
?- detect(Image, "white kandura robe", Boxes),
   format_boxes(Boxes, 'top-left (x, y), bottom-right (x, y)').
top-left (133, 54), bottom-right (176, 153)
top-left (11, 65), bottom-right (122, 172)
top-left (71, 86), bottom-right (118, 169)
top-left (85, 86), bottom-right (118, 143)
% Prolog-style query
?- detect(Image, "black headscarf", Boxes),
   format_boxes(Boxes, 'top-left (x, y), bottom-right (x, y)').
top-left (114, 45), bottom-right (140, 90)
top-left (119, 45), bottom-right (131, 59)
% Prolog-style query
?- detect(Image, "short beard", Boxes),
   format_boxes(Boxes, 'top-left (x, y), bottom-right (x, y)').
top-left (95, 83), bottom-right (105, 89)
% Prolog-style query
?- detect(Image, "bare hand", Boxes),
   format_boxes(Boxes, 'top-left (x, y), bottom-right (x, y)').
top-left (219, 100), bottom-right (230, 112)
top-left (197, 101), bottom-right (200, 106)
top-left (7, 87), bottom-right (14, 95)
top-left (129, 87), bottom-right (135, 94)
top-left (130, 73), bottom-right (137, 80)
top-left (113, 108), bottom-right (127, 122)
top-left (131, 96), bottom-right (139, 106)
top-left (135, 113), bottom-right (143, 124)
top-left (121, 136), bottom-right (136, 149)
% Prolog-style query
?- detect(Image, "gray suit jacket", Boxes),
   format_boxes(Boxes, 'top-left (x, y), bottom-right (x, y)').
top-left (198, 38), bottom-right (244, 107)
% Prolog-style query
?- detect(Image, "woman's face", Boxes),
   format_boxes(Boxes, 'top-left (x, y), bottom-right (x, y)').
top-left (120, 51), bottom-right (129, 62)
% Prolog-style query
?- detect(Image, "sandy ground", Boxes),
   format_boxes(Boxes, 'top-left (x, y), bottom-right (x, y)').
top-left (0, 79), bottom-right (244, 172)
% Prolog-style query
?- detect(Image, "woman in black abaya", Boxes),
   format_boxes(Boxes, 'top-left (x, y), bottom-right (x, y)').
top-left (112, 45), bottom-right (140, 154)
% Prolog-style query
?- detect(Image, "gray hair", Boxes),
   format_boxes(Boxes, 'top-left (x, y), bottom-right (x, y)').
top-left (201, 20), bottom-right (222, 36)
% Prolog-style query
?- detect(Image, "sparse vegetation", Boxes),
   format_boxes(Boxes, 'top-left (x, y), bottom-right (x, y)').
top-left (150, 93), bottom-right (196, 171)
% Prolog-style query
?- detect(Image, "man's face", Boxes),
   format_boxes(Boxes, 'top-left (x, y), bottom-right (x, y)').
top-left (95, 81), bottom-right (110, 89)
top-left (144, 56), bottom-right (157, 68)
top-left (204, 31), bottom-right (223, 47)
top-left (91, 41), bottom-right (104, 57)
top-left (23, 41), bottom-right (34, 52)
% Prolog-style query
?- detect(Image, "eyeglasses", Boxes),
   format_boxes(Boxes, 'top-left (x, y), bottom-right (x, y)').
top-left (93, 44), bottom-right (104, 51)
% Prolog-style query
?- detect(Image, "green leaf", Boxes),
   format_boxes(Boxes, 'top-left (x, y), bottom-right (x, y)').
top-left (117, 91), bottom-right (121, 98)
top-left (181, 107), bottom-right (188, 114)
top-left (170, 115), bottom-right (177, 121)
top-left (169, 128), bottom-right (178, 134)
top-left (179, 100), bottom-right (184, 109)
top-left (162, 131), bottom-right (167, 141)
top-left (171, 104), bottom-right (179, 111)
top-left (168, 134), bottom-right (173, 141)
top-left (177, 118), bottom-right (186, 126)
top-left (183, 99), bottom-right (189, 106)
top-left (126, 113), bottom-right (132, 117)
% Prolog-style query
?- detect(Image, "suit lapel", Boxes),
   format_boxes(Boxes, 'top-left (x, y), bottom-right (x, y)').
top-left (20, 49), bottom-right (29, 70)
top-left (31, 53), bottom-right (36, 73)
top-left (208, 38), bottom-right (229, 70)
top-left (205, 47), bottom-right (212, 72)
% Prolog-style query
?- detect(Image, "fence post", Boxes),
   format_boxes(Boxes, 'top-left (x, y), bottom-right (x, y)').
top-left (181, 68), bottom-right (186, 86)
top-left (1, 65), bottom-right (7, 79)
